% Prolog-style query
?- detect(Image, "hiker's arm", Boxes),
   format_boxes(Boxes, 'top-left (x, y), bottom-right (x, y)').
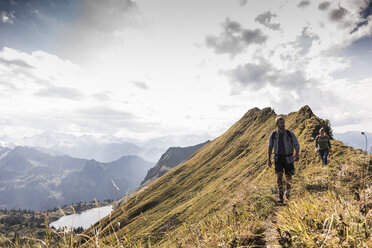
top-left (292, 132), bottom-right (300, 150)
top-left (268, 147), bottom-right (273, 167)
top-left (294, 147), bottom-right (300, 162)
top-left (292, 133), bottom-right (300, 162)
top-left (268, 133), bottom-right (274, 167)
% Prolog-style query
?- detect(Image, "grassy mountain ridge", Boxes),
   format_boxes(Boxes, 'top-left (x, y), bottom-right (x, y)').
top-left (83, 105), bottom-right (371, 247)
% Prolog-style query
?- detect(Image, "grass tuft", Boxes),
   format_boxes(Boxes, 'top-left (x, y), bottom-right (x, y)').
top-left (276, 191), bottom-right (371, 247)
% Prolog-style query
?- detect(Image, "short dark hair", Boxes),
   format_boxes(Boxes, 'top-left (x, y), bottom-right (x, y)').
top-left (275, 116), bottom-right (285, 125)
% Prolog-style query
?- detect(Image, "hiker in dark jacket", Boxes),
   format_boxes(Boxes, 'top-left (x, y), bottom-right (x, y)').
top-left (268, 116), bottom-right (300, 203)
top-left (315, 127), bottom-right (331, 166)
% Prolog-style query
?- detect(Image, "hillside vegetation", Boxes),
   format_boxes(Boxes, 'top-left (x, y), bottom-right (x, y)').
top-left (0, 200), bottom-right (112, 247)
top-left (76, 105), bottom-right (370, 247)
top-left (3, 105), bottom-right (371, 247)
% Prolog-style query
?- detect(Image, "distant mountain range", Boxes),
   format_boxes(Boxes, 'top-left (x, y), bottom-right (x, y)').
top-left (0, 132), bottom-right (214, 163)
top-left (333, 131), bottom-right (372, 151)
top-left (0, 146), bottom-right (154, 211)
top-left (141, 141), bottom-right (210, 186)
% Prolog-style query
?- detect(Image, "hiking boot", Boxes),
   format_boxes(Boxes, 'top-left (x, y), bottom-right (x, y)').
top-left (278, 193), bottom-right (284, 204)
top-left (286, 190), bottom-right (291, 200)
top-left (278, 187), bottom-right (285, 204)
top-left (285, 191), bottom-right (290, 200)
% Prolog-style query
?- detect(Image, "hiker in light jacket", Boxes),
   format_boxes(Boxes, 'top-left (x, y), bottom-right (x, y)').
top-left (268, 116), bottom-right (300, 203)
top-left (315, 127), bottom-right (331, 166)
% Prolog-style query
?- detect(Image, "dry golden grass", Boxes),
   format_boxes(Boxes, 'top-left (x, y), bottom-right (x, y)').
top-left (276, 191), bottom-right (371, 247)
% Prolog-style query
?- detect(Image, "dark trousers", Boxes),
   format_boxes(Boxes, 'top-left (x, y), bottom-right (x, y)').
top-left (318, 149), bottom-right (329, 165)
top-left (275, 157), bottom-right (294, 199)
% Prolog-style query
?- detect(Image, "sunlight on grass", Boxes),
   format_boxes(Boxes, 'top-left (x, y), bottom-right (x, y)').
top-left (276, 191), bottom-right (371, 247)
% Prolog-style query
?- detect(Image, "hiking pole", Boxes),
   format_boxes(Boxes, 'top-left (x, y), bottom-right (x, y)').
top-left (361, 132), bottom-right (368, 154)
top-left (361, 132), bottom-right (368, 216)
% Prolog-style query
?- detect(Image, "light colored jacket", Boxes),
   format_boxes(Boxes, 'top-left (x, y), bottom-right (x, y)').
top-left (268, 129), bottom-right (300, 164)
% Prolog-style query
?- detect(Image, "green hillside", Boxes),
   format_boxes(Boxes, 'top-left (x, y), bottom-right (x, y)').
top-left (78, 105), bottom-right (371, 247)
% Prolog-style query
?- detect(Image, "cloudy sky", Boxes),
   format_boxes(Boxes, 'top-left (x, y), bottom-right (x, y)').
top-left (1, 0), bottom-right (372, 143)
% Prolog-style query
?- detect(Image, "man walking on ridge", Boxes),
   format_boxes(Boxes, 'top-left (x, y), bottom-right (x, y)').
top-left (268, 116), bottom-right (300, 204)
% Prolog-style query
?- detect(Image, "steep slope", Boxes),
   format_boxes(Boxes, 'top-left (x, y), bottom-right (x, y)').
top-left (141, 141), bottom-right (210, 186)
top-left (84, 106), bottom-right (371, 247)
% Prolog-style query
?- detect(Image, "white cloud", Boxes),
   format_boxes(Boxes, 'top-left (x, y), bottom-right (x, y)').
top-left (1, 10), bottom-right (15, 24)
top-left (2, 0), bottom-right (372, 144)
top-left (205, 18), bottom-right (267, 57)
top-left (0, 47), bottom-right (85, 94)
top-left (318, 2), bottom-right (331, 11)
top-left (35, 86), bottom-right (84, 100)
top-left (0, 47), bottom-right (98, 138)
top-left (237, 0), bottom-right (248, 6)
top-left (254, 11), bottom-right (280, 30)
top-left (329, 6), bottom-right (348, 22)
top-left (0, 46), bottom-right (227, 141)
top-left (204, 0), bottom-right (372, 132)
top-left (132, 81), bottom-right (149, 90)
top-left (94, 91), bottom-right (112, 102)
top-left (72, 106), bottom-right (154, 133)
top-left (298, 1), bottom-right (311, 8)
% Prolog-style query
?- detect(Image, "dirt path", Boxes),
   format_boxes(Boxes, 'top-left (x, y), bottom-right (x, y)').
top-left (262, 206), bottom-right (281, 248)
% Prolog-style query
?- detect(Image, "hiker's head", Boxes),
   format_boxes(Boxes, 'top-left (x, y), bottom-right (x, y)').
top-left (319, 127), bottom-right (326, 135)
top-left (275, 116), bottom-right (285, 131)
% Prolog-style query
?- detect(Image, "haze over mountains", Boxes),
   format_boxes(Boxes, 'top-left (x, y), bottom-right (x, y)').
top-left (0, 137), bottom-right (211, 211)
top-left (0, 132), bottom-right (214, 163)
top-left (0, 146), bottom-right (154, 211)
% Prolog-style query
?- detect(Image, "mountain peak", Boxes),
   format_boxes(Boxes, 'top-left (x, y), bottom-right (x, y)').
top-left (240, 107), bottom-right (276, 125)
top-left (9, 146), bottom-right (43, 158)
top-left (297, 105), bottom-right (314, 118)
top-left (241, 107), bottom-right (262, 119)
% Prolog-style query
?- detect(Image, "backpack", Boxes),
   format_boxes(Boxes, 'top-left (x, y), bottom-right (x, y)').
top-left (316, 134), bottom-right (329, 143)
